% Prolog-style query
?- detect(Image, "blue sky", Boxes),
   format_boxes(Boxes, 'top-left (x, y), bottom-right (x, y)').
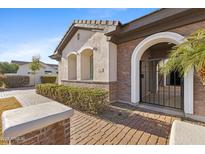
top-left (0, 8), bottom-right (158, 64)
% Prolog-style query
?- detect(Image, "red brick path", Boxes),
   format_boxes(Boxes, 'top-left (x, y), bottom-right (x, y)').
top-left (70, 105), bottom-right (180, 145)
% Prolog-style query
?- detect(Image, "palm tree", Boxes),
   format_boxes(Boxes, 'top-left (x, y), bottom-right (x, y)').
top-left (161, 29), bottom-right (205, 85)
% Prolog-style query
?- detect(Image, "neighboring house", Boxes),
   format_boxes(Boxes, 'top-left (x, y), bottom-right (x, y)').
top-left (50, 8), bottom-right (205, 122)
top-left (11, 60), bottom-right (58, 85)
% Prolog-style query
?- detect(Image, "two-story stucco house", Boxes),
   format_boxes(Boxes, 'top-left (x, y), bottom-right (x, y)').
top-left (50, 8), bottom-right (205, 122)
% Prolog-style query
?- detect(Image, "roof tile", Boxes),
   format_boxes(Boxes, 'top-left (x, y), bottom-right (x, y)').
top-left (72, 19), bottom-right (119, 26)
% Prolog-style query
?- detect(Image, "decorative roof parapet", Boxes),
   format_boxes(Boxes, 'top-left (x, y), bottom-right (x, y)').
top-left (73, 20), bottom-right (120, 26)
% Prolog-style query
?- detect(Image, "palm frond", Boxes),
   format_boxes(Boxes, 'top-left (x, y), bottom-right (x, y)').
top-left (161, 28), bottom-right (205, 84)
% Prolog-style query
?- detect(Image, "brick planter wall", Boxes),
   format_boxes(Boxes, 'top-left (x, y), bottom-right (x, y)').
top-left (9, 119), bottom-right (70, 145)
top-left (2, 102), bottom-right (74, 145)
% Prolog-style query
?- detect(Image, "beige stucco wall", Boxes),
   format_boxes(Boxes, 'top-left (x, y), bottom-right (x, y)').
top-left (59, 29), bottom-right (117, 83)
top-left (89, 32), bottom-right (109, 81)
top-left (58, 61), bottom-right (63, 84)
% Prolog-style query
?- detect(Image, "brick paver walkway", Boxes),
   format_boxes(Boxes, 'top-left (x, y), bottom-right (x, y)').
top-left (70, 106), bottom-right (180, 145)
top-left (0, 88), bottom-right (180, 145)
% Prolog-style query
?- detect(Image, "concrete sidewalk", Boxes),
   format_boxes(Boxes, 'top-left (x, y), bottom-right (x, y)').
top-left (0, 88), bottom-right (52, 106)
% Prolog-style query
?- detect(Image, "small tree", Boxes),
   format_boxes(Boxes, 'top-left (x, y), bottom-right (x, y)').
top-left (161, 29), bottom-right (205, 85)
top-left (0, 62), bottom-right (19, 74)
top-left (29, 55), bottom-right (41, 85)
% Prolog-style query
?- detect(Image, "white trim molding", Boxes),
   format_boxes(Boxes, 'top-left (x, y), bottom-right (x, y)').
top-left (66, 51), bottom-right (77, 57)
top-left (78, 46), bottom-right (94, 54)
top-left (131, 32), bottom-right (194, 114)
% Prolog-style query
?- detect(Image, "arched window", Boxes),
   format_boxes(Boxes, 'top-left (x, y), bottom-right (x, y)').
top-left (68, 53), bottom-right (77, 80)
top-left (80, 49), bottom-right (93, 80)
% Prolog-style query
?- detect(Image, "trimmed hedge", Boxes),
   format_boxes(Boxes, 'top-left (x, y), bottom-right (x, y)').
top-left (36, 84), bottom-right (108, 114)
top-left (3, 75), bottom-right (29, 88)
top-left (41, 76), bottom-right (57, 83)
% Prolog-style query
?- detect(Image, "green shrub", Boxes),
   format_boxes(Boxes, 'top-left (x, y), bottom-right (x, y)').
top-left (36, 83), bottom-right (108, 114)
top-left (0, 62), bottom-right (19, 74)
top-left (0, 74), bottom-right (5, 87)
top-left (3, 75), bottom-right (29, 88)
top-left (40, 76), bottom-right (57, 83)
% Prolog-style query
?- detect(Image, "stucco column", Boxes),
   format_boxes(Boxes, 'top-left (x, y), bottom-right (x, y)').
top-left (58, 61), bottom-right (62, 84)
top-left (184, 68), bottom-right (194, 114)
top-left (77, 54), bottom-right (81, 80)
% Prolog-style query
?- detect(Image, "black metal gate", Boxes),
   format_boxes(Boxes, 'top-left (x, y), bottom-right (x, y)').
top-left (140, 59), bottom-right (184, 110)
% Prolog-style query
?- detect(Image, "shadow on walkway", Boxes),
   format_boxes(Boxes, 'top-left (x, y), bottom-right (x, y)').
top-left (98, 102), bottom-right (181, 138)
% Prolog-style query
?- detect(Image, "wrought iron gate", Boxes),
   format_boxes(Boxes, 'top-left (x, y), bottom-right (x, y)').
top-left (140, 59), bottom-right (184, 110)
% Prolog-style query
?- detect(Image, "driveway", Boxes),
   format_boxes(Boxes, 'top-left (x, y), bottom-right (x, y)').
top-left (0, 88), bottom-right (180, 145)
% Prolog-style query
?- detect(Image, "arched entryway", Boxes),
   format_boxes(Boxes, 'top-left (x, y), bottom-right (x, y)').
top-left (140, 42), bottom-right (183, 109)
top-left (131, 32), bottom-right (194, 114)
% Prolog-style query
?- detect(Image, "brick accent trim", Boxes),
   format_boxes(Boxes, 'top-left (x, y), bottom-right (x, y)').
top-left (9, 119), bottom-right (70, 145)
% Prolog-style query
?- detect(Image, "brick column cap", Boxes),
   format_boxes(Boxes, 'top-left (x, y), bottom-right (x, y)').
top-left (2, 101), bottom-right (74, 138)
top-left (169, 120), bottom-right (205, 145)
